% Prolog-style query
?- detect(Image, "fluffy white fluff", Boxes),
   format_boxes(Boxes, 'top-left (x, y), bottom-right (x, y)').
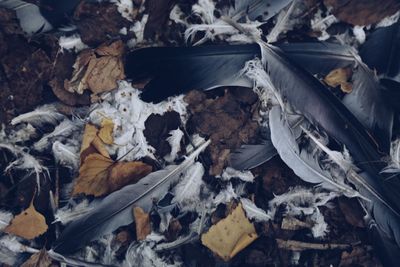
top-left (164, 129), bottom-right (184, 162)
top-left (184, 0), bottom-right (262, 46)
top-left (376, 11), bottom-right (400, 28)
top-left (59, 34), bottom-right (88, 53)
top-left (127, 15), bottom-right (149, 48)
top-left (221, 167), bottom-right (254, 182)
top-left (268, 187), bottom-right (336, 238)
top-left (89, 81), bottom-right (187, 161)
top-left (52, 141), bottom-right (80, 170)
top-left (311, 10), bottom-right (338, 41)
top-left (11, 104), bottom-right (64, 128)
top-left (173, 162), bottom-right (205, 211)
top-left (111, 0), bottom-right (135, 21)
top-left (213, 183), bottom-right (238, 206)
top-left (53, 199), bottom-right (92, 225)
top-left (0, 143), bottom-right (48, 190)
top-left (124, 241), bottom-right (182, 267)
top-left (1, 123), bottom-right (37, 143)
top-left (0, 210), bottom-right (13, 230)
top-left (352, 26), bottom-right (366, 44)
top-left (0, 235), bottom-right (38, 265)
top-left (169, 5), bottom-right (187, 25)
top-left (241, 198), bottom-right (271, 222)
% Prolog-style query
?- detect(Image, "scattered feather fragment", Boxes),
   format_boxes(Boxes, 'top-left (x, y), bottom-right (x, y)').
top-left (221, 167), bottom-right (255, 182)
top-left (240, 198), bottom-right (271, 222)
top-left (52, 141), bottom-right (79, 170)
top-left (0, 210), bottom-right (13, 230)
top-left (201, 203), bottom-right (258, 261)
top-left (164, 128), bottom-right (184, 162)
top-left (53, 200), bottom-right (92, 225)
top-left (11, 104), bottom-right (64, 128)
top-left (59, 34), bottom-right (88, 53)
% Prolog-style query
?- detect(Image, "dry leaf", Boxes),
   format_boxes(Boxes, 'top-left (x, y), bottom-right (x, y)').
top-left (5, 200), bottom-right (48, 239)
top-left (65, 41), bottom-right (125, 96)
top-left (98, 117), bottom-right (114, 144)
top-left (324, 67), bottom-right (353, 93)
top-left (201, 203), bottom-right (258, 261)
top-left (21, 249), bottom-right (52, 267)
top-left (80, 123), bottom-right (110, 163)
top-left (73, 153), bottom-right (152, 197)
top-left (133, 207), bottom-right (151, 240)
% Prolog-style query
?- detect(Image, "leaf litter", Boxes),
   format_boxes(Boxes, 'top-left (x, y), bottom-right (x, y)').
top-left (0, 0), bottom-right (397, 266)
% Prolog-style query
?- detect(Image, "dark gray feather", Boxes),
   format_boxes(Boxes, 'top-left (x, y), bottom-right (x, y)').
top-left (230, 0), bottom-right (293, 22)
top-left (228, 140), bottom-right (277, 170)
top-left (53, 140), bottom-right (210, 254)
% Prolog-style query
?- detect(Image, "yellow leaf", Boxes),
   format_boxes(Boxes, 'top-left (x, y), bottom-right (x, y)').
top-left (201, 203), bottom-right (258, 261)
top-left (98, 118), bottom-right (114, 145)
top-left (80, 124), bottom-right (110, 163)
top-left (73, 153), bottom-right (152, 197)
top-left (324, 67), bottom-right (353, 93)
top-left (133, 207), bottom-right (151, 241)
top-left (5, 201), bottom-right (48, 240)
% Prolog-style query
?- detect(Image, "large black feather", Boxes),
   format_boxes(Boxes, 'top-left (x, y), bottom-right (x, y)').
top-left (125, 44), bottom-right (260, 103)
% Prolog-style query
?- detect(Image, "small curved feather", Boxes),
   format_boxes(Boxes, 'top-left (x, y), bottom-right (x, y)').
top-left (34, 120), bottom-right (78, 152)
top-left (11, 104), bottom-right (64, 128)
top-left (241, 198), bottom-right (270, 222)
top-left (53, 140), bottom-right (210, 254)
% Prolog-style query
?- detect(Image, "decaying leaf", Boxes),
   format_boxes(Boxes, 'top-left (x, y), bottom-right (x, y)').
top-left (98, 117), bottom-right (115, 145)
top-left (324, 0), bottom-right (400, 26)
top-left (133, 207), bottom-right (151, 241)
top-left (201, 203), bottom-right (258, 261)
top-left (21, 249), bottom-right (52, 267)
top-left (73, 153), bottom-right (152, 197)
top-left (5, 200), bottom-right (48, 240)
top-left (65, 40), bottom-right (125, 96)
top-left (324, 67), bottom-right (353, 93)
top-left (80, 123), bottom-right (110, 163)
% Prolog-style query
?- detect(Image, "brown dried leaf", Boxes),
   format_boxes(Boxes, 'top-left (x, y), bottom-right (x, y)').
top-left (73, 153), bottom-right (113, 197)
top-left (133, 207), bottom-right (151, 240)
top-left (21, 249), bottom-right (52, 267)
top-left (324, 67), bottom-right (353, 93)
top-left (98, 118), bottom-right (114, 145)
top-left (5, 200), bottom-right (48, 239)
top-left (324, 0), bottom-right (400, 26)
top-left (65, 41), bottom-right (125, 96)
top-left (86, 56), bottom-right (125, 95)
top-left (73, 153), bottom-right (152, 197)
top-left (108, 161), bottom-right (152, 191)
top-left (201, 203), bottom-right (258, 261)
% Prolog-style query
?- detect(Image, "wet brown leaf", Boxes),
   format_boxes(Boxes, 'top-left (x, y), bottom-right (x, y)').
top-left (133, 207), bottom-right (151, 240)
top-left (73, 153), bottom-right (152, 197)
top-left (21, 249), bottom-right (52, 267)
top-left (5, 200), bottom-right (48, 239)
top-left (201, 203), bottom-right (258, 261)
top-left (324, 67), bottom-right (353, 93)
top-left (324, 0), bottom-right (400, 26)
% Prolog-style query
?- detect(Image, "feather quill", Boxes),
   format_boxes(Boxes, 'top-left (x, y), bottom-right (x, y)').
top-left (266, 0), bottom-right (298, 43)
top-left (269, 106), bottom-right (362, 198)
top-left (53, 140), bottom-right (210, 254)
top-left (11, 104), bottom-right (65, 128)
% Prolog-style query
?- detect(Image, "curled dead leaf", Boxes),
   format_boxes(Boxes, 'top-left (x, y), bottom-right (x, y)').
top-left (80, 123), bottom-right (110, 163)
top-left (133, 207), bottom-right (151, 241)
top-left (324, 67), bottom-right (353, 93)
top-left (5, 200), bottom-right (48, 240)
top-left (64, 41), bottom-right (125, 97)
top-left (73, 153), bottom-right (152, 197)
top-left (201, 203), bottom-right (258, 261)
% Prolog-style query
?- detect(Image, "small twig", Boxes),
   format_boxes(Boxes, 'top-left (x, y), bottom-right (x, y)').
top-left (276, 239), bottom-right (353, 251)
